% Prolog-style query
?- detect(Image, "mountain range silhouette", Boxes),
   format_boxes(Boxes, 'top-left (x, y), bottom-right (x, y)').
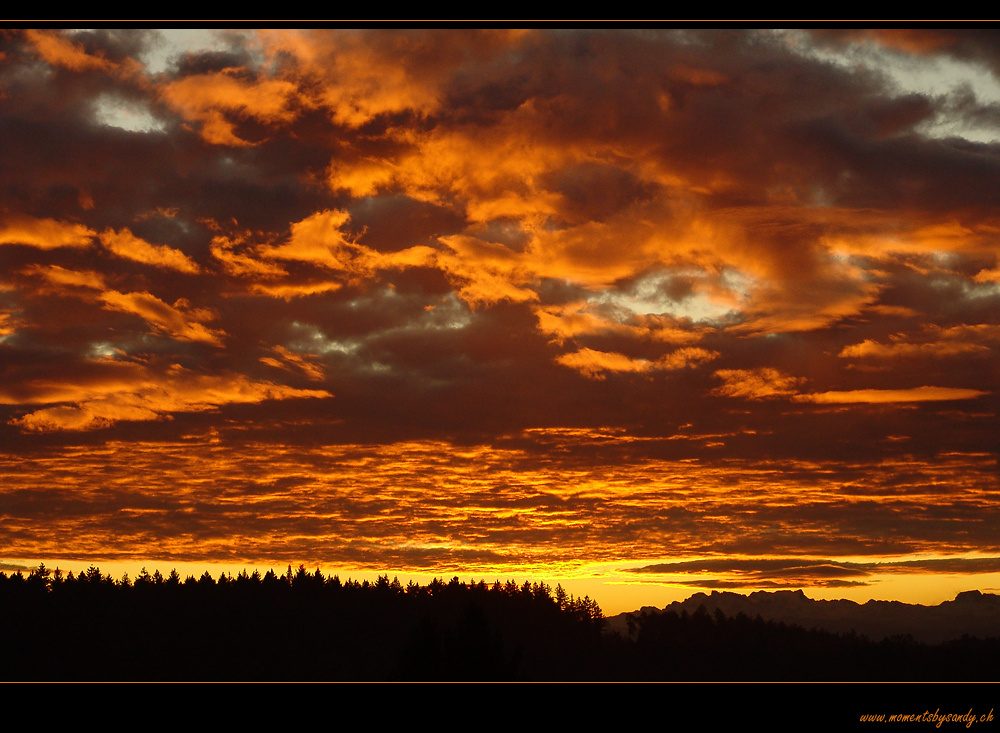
top-left (607, 589), bottom-right (1000, 644)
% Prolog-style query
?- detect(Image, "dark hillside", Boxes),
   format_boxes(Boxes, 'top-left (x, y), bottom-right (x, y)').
top-left (2, 565), bottom-right (998, 681)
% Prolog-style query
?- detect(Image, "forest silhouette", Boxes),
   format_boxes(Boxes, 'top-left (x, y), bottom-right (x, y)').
top-left (2, 564), bottom-right (998, 681)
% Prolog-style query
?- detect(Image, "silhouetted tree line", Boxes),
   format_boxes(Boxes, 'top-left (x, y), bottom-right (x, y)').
top-left (2, 564), bottom-right (997, 680)
top-left (0, 564), bottom-right (604, 680)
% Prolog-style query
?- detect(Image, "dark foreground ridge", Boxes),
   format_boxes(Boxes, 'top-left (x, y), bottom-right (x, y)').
top-left (607, 588), bottom-right (1000, 644)
top-left (3, 565), bottom-right (999, 681)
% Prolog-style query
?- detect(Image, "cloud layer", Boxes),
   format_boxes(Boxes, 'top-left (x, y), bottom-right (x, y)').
top-left (0, 30), bottom-right (996, 590)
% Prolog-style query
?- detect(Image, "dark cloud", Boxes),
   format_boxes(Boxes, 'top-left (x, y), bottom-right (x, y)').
top-left (629, 556), bottom-right (1000, 590)
top-left (633, 556), bottom-right (1000, 578)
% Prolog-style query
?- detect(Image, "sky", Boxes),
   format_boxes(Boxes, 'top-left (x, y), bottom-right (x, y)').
top-left (1, 28), bottom-right (998, 614)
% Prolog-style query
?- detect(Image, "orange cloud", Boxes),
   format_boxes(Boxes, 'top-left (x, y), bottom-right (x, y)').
top-left (261, 345), bottom-right (325, 381)
top-left (840, 324), bottom-right (1000, 360)
top-left (260, 33), bottom-right (432, 127)
top-left (823, 220), bottom-right (1000, 259)
top-left (0, 215), bottom-right (95, 249)
top-left (973, 267), bottom-right (1000, 283)
top-left (248, 282), bottom-right (343, 300)
top-left (160, 70), bottom-right (299, 146)
top-left (318, 88), bottom-right (942, 335)
top-left (23, 266), bottom-right (223, 346)
top-left (329, 124), bottom-right (569, 223)
top-left (866, 305), bottom-right (921, 318)
top-left (259, 209), bottom-right (358, 269)
top-left (534, 301), bottom-right (705, 345)
top-left (245, 211), bottom-right (438, 297)
top-left (935, 324), bottom-right (1000, 341)
top-left (257, 29), bottom-right (528, 128)
top-left (376, 245), bottom-right (438, 271)
top-left (99, 290), bottom-right (225, 345)
top-left (210, 235), bottom-right (288, 279)
top-left (797, 386), bottom-right (988, 404)
top-left (839, 339), bottom-right (989, 359)
top-left (712, 368), bottom-right (805, 400)
top-left (713, 369), bottom-right (988, 405)
top-left (0, 311), bottom-right (16, 339)
top-left (6, 363), bottom-right (331, 432)
top-left (436, 235), bottom-right (537, 307)
top-left (318, 76), bottom-right (909, 335)
top-left (431, 195), bottom-right (885, 334)
top-left (99, 228), bottom-right (200, 273)
top-left (729, 283), bottom-right (881, 335)
top-left (25, 30), bottom-right (116, 72)
top-left (557, 346), bottom-right (718, 379)
top-left (28, 264), bottom-right (106, 291)
top-left (524, 218), bottom-right (677, 288)
top-left (145, 33), bottom-right (987, 344)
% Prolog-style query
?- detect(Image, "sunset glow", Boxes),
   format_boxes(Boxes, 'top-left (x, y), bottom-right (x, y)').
top-left (1, 29), bottom-right (998, 615)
